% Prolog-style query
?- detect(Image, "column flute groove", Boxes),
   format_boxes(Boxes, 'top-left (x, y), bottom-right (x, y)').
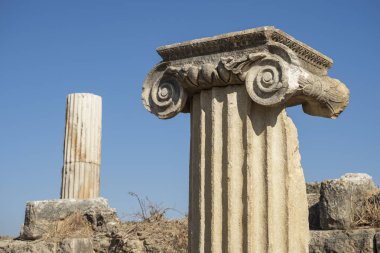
top-left (189, 85), bottom-right (309, 253)
top-left (60, 93), bottom-right (102, 199)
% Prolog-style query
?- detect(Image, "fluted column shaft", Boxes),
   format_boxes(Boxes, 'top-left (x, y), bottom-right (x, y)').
top-left (189, 85), bottom-right (309, 253)
top-left (61, 93), bottom-right (102, 199)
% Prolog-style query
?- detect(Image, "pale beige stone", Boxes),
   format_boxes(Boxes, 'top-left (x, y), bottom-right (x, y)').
top-left (60, 238), bottom-right (94, 253)
top-left (61, 93), bottom-right (102, 199)
top-left (189, 85), bottom-right (308, 253)
top-left (142, 26), bottom-right (349, 253)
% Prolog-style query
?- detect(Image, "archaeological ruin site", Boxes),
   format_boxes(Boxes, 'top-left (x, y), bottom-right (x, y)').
top-left (1, 26), bottom-right (379, 253)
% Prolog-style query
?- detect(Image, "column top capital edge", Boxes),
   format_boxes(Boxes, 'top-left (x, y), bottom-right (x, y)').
top-left (67, 93), bottom-right (102, 100)
top-left (157, 26), bottom-right (333, 71)
top-left (143, 27), bottom-right (349, 119)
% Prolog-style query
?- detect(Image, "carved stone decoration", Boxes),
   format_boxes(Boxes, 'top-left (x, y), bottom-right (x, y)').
top-left (297, 75), bottom-right (350, 119)
top-left (142, 26), bottom-right (350, 253)
top-left (189, 85), bottom-right (309, 253)
top-left (142, 63), bottom-right (188, 119)
top-left (223, 51), bottom-right (291, 106)
top-left (142, 28), bottom-right (349, 118)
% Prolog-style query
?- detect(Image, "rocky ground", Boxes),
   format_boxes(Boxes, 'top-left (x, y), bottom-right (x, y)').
top-left (2, 218), bottom-right (380, 253)
top-left (2, 173), bottom-right (380, 253)
top-left (0, 218), bottom-right (188, 253)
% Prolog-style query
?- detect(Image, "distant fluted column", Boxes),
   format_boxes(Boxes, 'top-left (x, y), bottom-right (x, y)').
top-left (188, 85), bottom-right (309, 253)
top-left (60, 93), bottom-right (102, 199)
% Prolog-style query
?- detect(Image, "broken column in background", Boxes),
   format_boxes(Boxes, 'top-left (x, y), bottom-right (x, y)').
top-left (20, 93), bottom-right (119, 242)
top-left (61, 93), bottom-right (102, 199)
top-left (142, 26), bottom-right (349, 253)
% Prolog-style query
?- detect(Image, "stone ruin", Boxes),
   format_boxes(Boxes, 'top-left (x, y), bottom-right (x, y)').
top-left (2, 27), bottom-right (380, 253)
top-left (142, 26), bottom-right (348, 253)
top-left (6, 94), bottom-right (120, 251)
top-left (61, 93), bottom-right (102, 200)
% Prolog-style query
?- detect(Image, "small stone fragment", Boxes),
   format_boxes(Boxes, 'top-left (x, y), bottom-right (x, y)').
top-left (60, 238), bottom-right (94, 253)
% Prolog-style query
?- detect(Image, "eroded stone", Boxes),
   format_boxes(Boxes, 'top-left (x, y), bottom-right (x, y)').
top-left (60, 238), bottom-right (94, 253)
top-left (310, 229), bottom-right (376, 253)
top-left (61, 93), bottom-right (102, 199)
top-left (20, 198), bottom-right (119, 240)
top-left (319, 173), bottom-right (376, 230)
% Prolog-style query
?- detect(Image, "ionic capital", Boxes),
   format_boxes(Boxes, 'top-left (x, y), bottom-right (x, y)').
top-left (142, 27), bottom-right (349, 119)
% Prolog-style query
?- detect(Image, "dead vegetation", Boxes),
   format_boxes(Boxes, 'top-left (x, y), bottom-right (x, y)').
top-left (118, 217), bottom-right (188, 253)
top-left (353, 189), bottom-right (380, 228)
top-left (106, 192), bottom-right (188, 252)
top-left (44, 212), bottom-right (93, 240)
top-left (127, 192), bottom-right (181, 223)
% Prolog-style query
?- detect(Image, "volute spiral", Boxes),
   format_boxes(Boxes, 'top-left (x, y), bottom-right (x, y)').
top-left (142, 64), bottom-right (188, 119)
top-left (245, 54), bottom-right (289, 106)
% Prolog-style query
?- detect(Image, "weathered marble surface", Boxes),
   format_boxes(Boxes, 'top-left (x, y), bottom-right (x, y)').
top-left (60, 238), bottom-right (94, 253)
top-left (142, 26), bottom-right (349, 120)
top-left (20, 198), bottom-right (118, 240)
top-left (319, 173), bottom-right (376, 230)
top-left (188, 85), bottom-right (308, 252)
top-left (142, 26), bottom-right (349, 253)
top-left (310, 229), bottom-right (377, 253)
top-left (61, 93), bottom-right (102, 199)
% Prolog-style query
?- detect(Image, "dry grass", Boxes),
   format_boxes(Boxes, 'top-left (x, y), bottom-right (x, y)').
top-left (353, 189), bottom-right (380, 228)
top-left (120, 217), bottom-right (188, 253)
top-left (44, 212), bottom-right (93, 240)
top-left (115, 193), bottom-right (188, 252)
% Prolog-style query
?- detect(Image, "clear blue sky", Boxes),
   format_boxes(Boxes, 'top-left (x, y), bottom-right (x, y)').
top-left (0, 0), bottom-right (379, 236)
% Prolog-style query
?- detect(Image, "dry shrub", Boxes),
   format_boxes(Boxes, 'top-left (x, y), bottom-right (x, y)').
top-left (44, 212), bottom-right (93, 240)
top-left (353, 189), bottom-right (380, 227)
top-left (128, 192), bottom-right (177, 222)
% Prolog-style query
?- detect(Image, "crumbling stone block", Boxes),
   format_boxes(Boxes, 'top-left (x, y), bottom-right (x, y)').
top-left (319, 173), bottom-right (376, 230)
top-left (20, 198), bottom-right (119, 240)
top-left (310, 228), bottom-right (376, 253)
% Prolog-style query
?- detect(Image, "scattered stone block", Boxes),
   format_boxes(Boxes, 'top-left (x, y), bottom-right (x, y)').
top-left (307, 182), bottom-right (321, 194)
top-left (308, 193), bottom-right (321, 230)
top-left (319, 173), bottom-right (376, 230)
top-left (310, 228), bottom-right (376, 253)
top-left (20, 198), bottom-right (119, 240)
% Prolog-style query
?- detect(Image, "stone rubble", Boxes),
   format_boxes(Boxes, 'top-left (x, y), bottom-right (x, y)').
top-left (20, 198), bottom-right (119, 240)
top-left (310, 229), bottom-right (377, 253)
top-left (2, 173), bottom-right (379, 252)
top-left (319, 173), bottom-right (377, 230)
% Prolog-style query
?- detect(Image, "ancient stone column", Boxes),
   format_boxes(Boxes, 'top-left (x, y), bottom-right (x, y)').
top-left (142, 27), bottom-right (349, 253)
top-left (61, 93), bottom-right (102, 199)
